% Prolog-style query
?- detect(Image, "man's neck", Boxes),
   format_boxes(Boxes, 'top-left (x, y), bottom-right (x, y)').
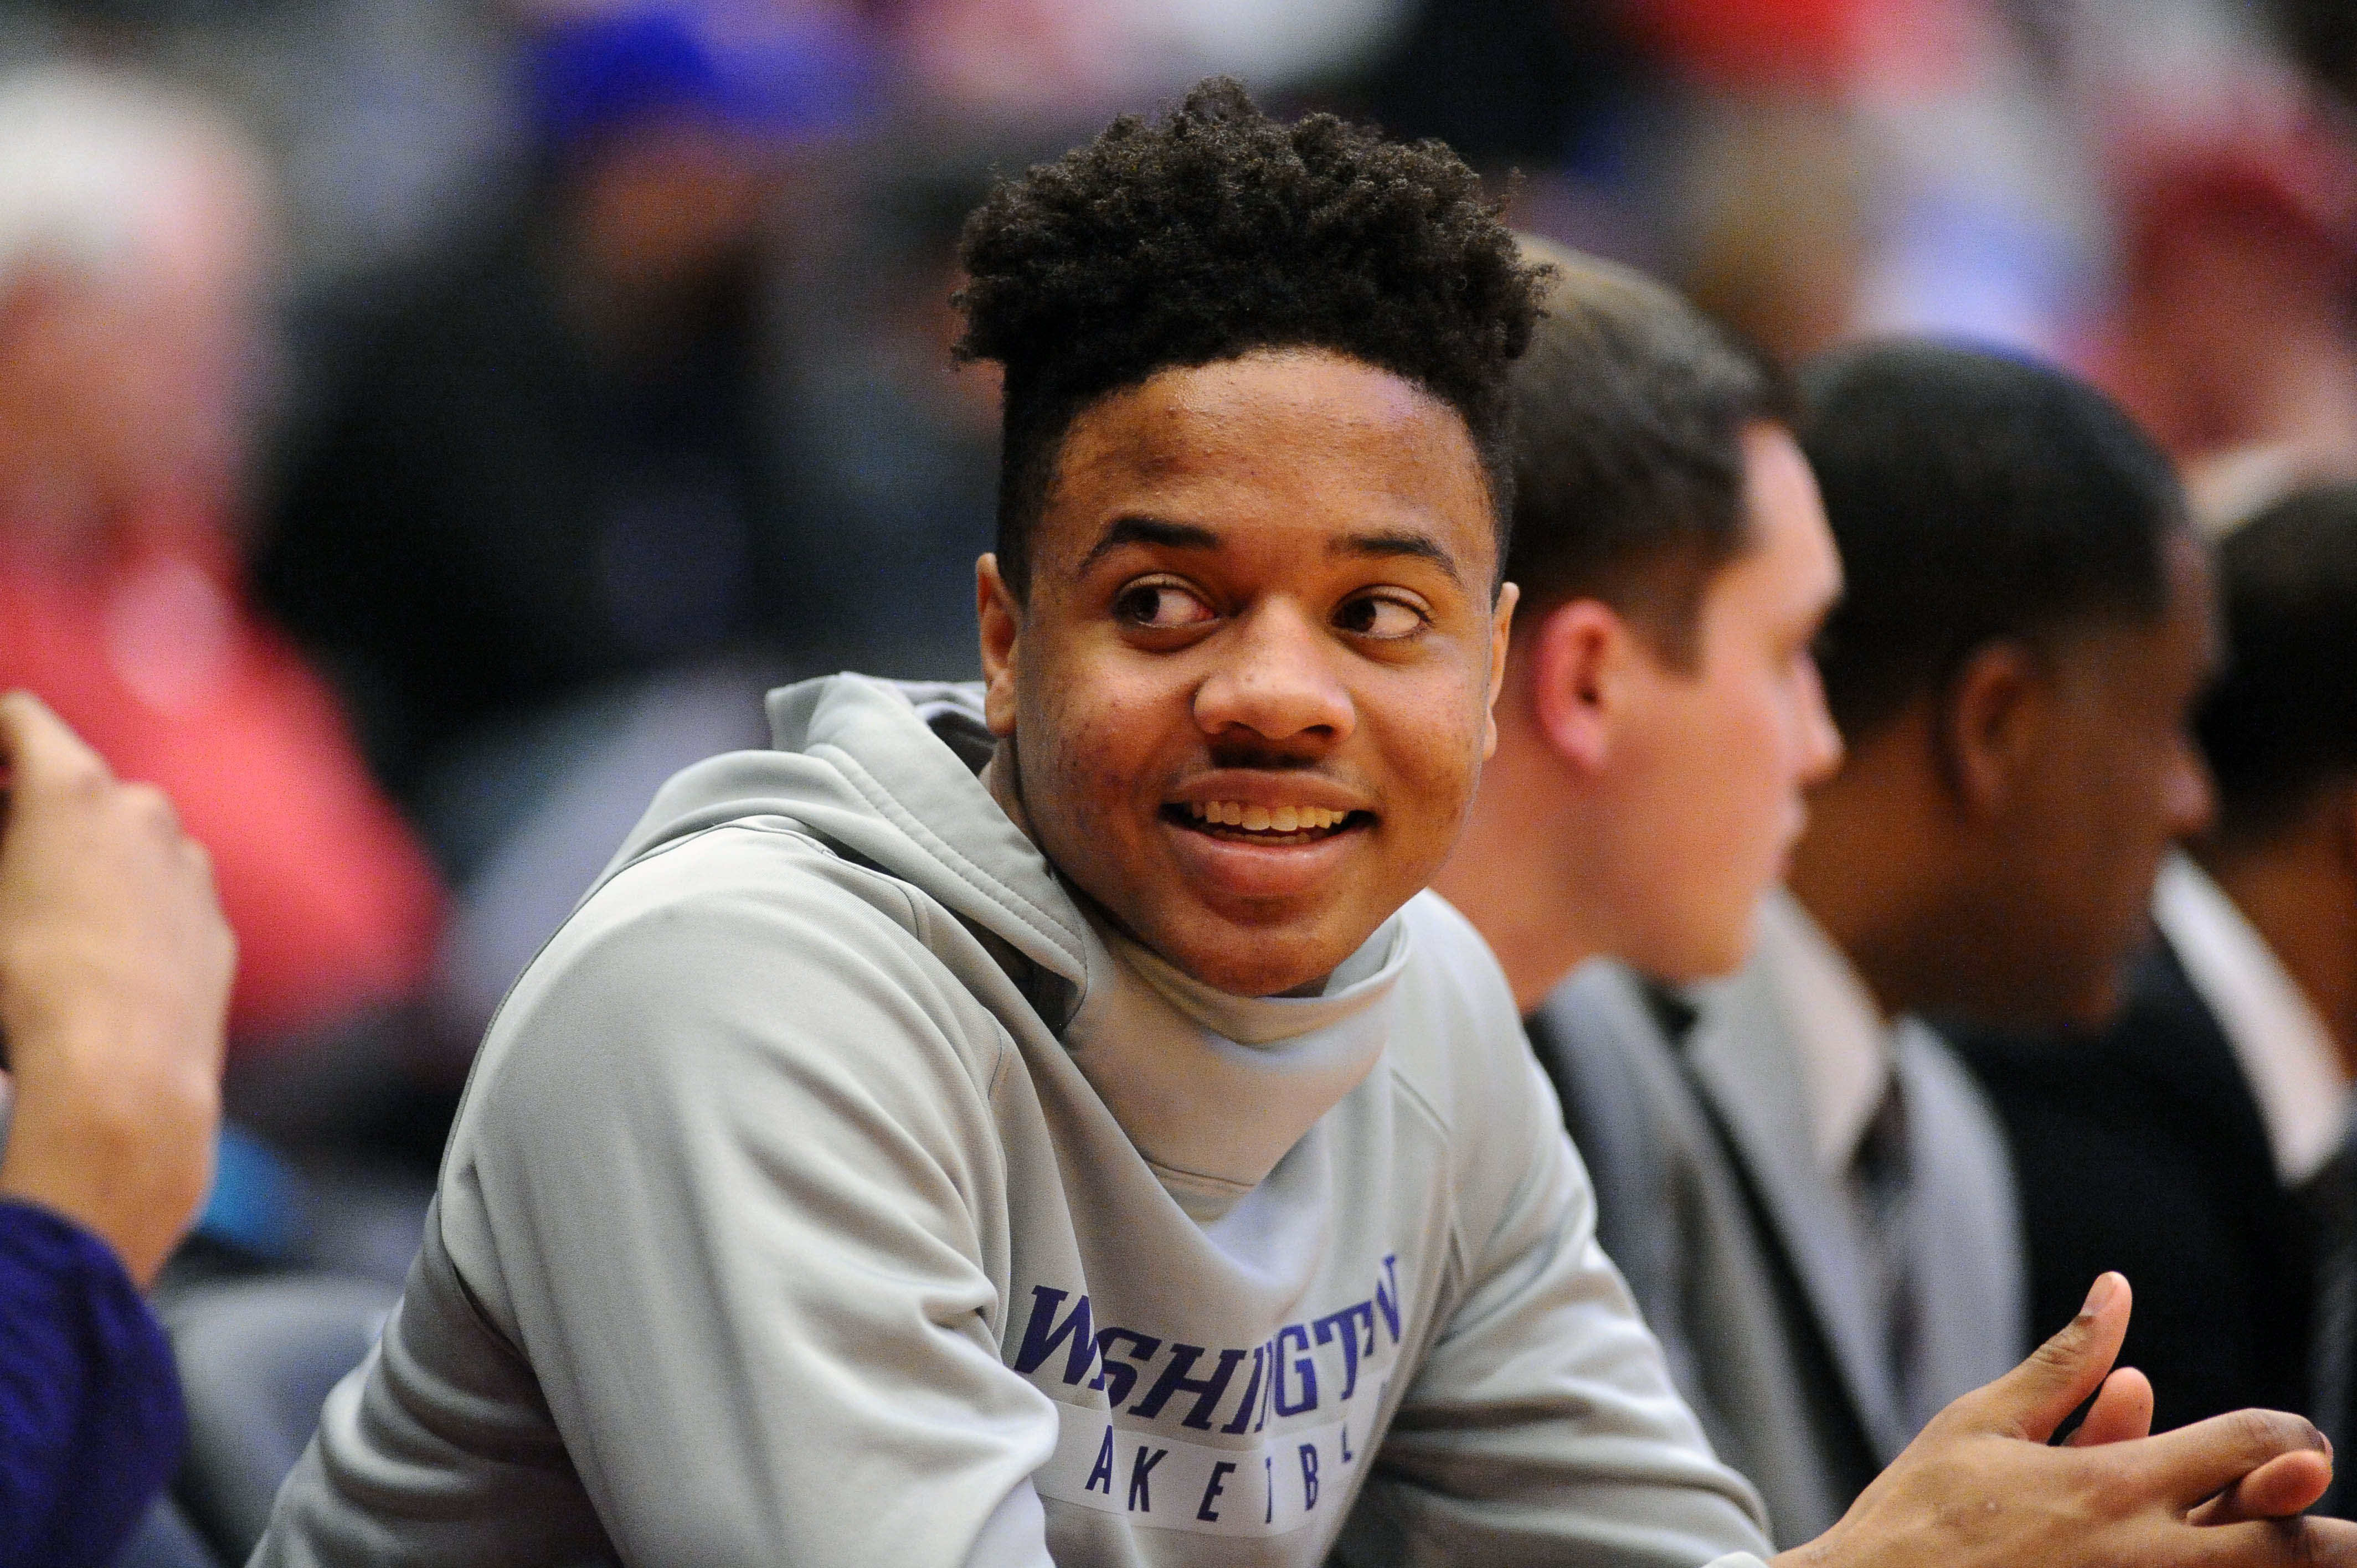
top-left (2199, 833), bottom-right (2357, 1079)
top-left (1783, 753), bottom-right (1947, 1024)
top-left (1433, 787), bottom-right (1597, 1015)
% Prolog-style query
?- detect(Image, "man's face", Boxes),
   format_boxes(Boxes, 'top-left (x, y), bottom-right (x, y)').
top-left (979, 348), bottom-right (1512, 997)
top-left (1971, 532), bottom-right (2219, 1022)
top-left (1591, 425), bottom-right (1846, 982)
top-left (0, 154), bottom-right (265, 541)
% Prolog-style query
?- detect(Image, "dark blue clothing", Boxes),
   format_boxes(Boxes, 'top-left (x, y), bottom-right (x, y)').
top-left (0, 1200), bottom-right (184, 1567)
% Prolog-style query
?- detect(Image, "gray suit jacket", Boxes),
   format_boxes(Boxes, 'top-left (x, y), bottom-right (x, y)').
top-left (1532, 953), bottom-right (2024, 1549)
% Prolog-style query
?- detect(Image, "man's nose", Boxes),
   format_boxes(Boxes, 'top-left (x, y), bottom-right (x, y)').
top-left (1192, 601), bottom-right (1355, 744)
top-left (1797, 654), bottom-right (1845, 788)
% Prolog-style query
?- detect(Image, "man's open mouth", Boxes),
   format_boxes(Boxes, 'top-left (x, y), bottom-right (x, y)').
top-left (1166, 800), bottom-right (1366, 845)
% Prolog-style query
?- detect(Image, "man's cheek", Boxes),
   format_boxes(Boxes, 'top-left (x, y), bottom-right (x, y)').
top-left (1038, 705), bottom-right (1154, 828)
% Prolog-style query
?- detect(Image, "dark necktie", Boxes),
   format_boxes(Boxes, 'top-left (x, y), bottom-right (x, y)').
top-left (1850, 1076), bottom-right (1917, 1430)
top-left (2303, 1131), bottom-right (2357, 1510)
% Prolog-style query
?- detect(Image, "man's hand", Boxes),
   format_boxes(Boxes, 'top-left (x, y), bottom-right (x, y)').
top-left (1777, 1272), bottom-right (2357, 1568)
top-left (0, 692), bottom-right (232, 1285)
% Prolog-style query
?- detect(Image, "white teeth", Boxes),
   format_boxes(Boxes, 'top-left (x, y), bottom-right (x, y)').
top-left (1183, 801), bottom-right (1350, 833)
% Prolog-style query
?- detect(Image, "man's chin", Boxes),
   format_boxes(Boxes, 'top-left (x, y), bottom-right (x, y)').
top-left (1133, 911), bottom-right (1365, 999)
top-left (1623, 906), bottom-right (1762, 989)
top-left (1162, 943), bottom-right (1342, 999)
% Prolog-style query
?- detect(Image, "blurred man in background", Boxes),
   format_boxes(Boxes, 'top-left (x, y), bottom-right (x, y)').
top-left (0, 693), bottom-right (235, 1567)
top-left (0, 63), bottom-right (442, 1058)
top-left (1963, 483), bottom-right (2357, 1474)
top-left (2104, 96), bottom-right (2357, 527)
top-left (251, 6), bottom-right (893, 1051)
top-left (1434, 247), bottom-right (1854, 1543)
top-left (1443, 316), bottom-right (2217, 1546)
top-left (256, 3), bottom-right (875, 814)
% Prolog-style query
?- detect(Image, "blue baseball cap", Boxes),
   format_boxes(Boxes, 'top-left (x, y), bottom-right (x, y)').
top-left (525, 3), bottom-right (881, 153)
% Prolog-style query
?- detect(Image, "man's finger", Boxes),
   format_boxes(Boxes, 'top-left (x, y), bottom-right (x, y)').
top-left (2189, 1447), bottom-right (2335, 1525)
top-left (1952, 1272), bottom-right (2132, 1443)
top-left (2067, 1366), bottom-right (2155, 1448)
top-left (2141, 1407), bottom-right (2333, 1513)
top-left (0, 691), bottom-right (112, 797)
top-left (2149, 1513), bottom-right (2357, 1567)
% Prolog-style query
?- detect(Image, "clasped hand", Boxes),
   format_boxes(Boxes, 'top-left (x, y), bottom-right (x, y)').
top-left (1782, 1272), bottom-right (2352, 1567)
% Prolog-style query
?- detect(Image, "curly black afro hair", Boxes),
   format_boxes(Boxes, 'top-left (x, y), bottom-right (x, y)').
top-left (956, 78), bottom-right (1547, 594)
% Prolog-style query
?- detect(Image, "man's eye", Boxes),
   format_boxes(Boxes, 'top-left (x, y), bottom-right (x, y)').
top-left (1335, 595), bottom-right (1425, 639)
top-left (1115, 582), bottom-right (1215, 630)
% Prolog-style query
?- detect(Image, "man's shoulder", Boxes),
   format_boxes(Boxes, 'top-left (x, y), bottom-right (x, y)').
top-left (508, 817), bottom-right (952, 1011)
top-left (458, 817), bottom-right (1027, 1147)
top-left (1532, 962), bottom-right (1731, 1200)
top-left (1538, 960), bottom-right (1684, 1060)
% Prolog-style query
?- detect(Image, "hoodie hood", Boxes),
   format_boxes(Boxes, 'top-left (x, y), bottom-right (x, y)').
top-left (600, 674), bottom-right (1093, 1015)
top-left (599, 673), bottom-right (1409, 1211)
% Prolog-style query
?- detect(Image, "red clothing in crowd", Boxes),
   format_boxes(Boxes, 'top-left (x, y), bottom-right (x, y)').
top-left (0, 520), bottom-right (444, 1049)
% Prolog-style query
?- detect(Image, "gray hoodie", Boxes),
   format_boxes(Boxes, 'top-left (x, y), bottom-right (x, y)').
top-left (254, 674), bottom-right (1772, 1567)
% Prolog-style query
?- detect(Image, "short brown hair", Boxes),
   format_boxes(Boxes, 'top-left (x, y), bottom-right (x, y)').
top-left (1504, 240), bottom-right (1790, 666)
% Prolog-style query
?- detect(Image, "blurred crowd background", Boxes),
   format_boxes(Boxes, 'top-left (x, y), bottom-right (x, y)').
top-left (0, 0), bottom-right (2353, 1550)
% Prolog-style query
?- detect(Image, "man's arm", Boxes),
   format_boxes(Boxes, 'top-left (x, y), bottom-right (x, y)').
top-left (0, 691), bottom-right (231, 1281)
top-left (0, 691), bottom-right (233, 1567)
top-left (265, 829), bottom-right (1064, 1566)
top-left (469, 845), bottom-right (1061, 1562)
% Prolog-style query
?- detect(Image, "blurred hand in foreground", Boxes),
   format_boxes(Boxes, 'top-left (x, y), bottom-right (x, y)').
top-left (0, 691), bottom-right (231, 1285)
top-left (1780, 1272), bottom-right (2353, 1567)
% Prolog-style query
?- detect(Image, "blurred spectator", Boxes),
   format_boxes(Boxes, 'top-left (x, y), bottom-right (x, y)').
top-left (2101, 76), bottom-right (2357, 526)
top-left (1350, 0), bottom-right (1646, 171)
top-left (782, 141), bottom-right (1005, 682)
top-left (1962, 484), bottom-right (2357, 1468)
top-left (0, 61), bottom-right (443, 1051)
top-left (0, 691), bottom-right (234, 1568)
top-left (884, 0), bottom-right (1411, 122)
top-left (1635, 0), bottom-right (2102, 367)
top-left (1676, 99), bottom-right (1870, 365)
top-left (255, 3), bottom-right (877, 809)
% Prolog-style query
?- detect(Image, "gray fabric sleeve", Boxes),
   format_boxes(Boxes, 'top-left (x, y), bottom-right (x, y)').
top-left (251, 1215), bottom-right (620, 1567)
top-left (259, 839), bottom-right (1061, 1567)
top-left (464, 868), bottom-right (1061, 1565)
top-left (1335, 1049), bottom-right (1775, 1567)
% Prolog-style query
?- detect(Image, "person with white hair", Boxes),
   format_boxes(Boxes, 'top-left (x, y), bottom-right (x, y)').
top-left (0, 61), bottom-right (444, 1061)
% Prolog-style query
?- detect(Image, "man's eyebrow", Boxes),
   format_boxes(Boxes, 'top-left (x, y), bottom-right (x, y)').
top-left (1076, 516), bottom-right (1221, 575)
top-left (1331, 529), bottom-right (1463, 587)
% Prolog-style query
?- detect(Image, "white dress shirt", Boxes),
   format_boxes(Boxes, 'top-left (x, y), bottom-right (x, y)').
top-left (1754, 889), bottom-right (1895, 1174)
top-left (2152, 852), bottom-right (2351, 1185)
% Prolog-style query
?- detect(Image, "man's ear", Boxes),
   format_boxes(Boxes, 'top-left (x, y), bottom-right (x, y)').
top-left (1481, 582), bottom-right (1519, 761)
top-left (1941, 640), bottom-right (2045, 819)
top-left (1527, 597), bottom-right (1634, 775)
top-left (977, 554), bottom-right (1022, 737)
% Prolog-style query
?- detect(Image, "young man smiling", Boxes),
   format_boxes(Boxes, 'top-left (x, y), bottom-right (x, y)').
top-left (261, 85), bottom-right (2353, 1568)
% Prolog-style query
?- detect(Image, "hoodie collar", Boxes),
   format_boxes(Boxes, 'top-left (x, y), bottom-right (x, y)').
top-left (759, 674), bottom-right (1413, 1216)
top-left (1063, 906), bottom-right (1408, 1221)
